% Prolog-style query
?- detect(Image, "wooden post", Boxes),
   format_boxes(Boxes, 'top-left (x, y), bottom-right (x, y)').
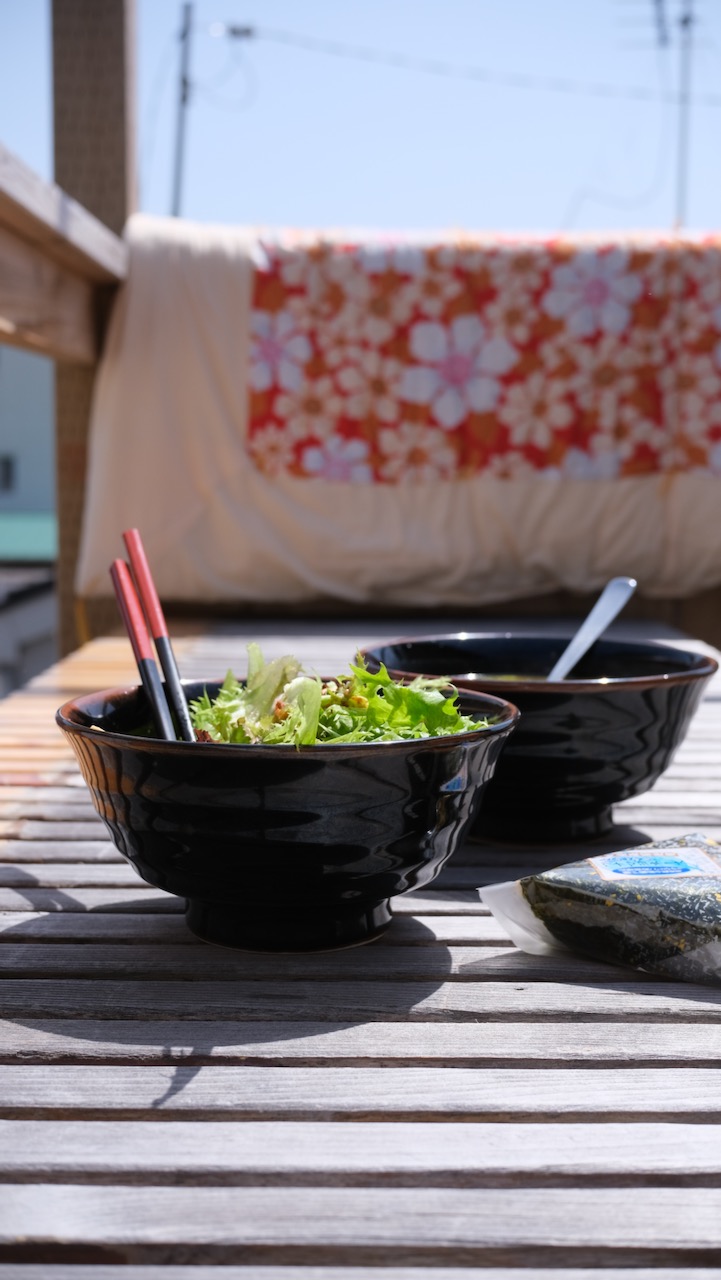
top-left (52, 0), bottom-right (136, 652)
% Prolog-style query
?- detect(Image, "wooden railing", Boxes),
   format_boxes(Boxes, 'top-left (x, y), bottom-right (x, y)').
top-left (0, 137), bottom-right (129, 653)
top-left (0, 142), bottom-right (127, 364)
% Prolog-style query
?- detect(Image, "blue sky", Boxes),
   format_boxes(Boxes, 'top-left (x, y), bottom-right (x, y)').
top-left (1, 0), bottom-right (721, 231)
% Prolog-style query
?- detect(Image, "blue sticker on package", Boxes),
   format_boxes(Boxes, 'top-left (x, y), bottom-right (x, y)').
top-left (479, 833), bottom-right (721, 985)
top-left (589, 846), bottom-right (721, 880)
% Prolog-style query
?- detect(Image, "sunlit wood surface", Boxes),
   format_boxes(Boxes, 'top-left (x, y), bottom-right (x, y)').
top-left (1, 622), bottom-right (721, 1275)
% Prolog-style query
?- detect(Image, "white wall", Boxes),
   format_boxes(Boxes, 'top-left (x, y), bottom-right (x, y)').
top-left (0, 348), bottom-right (58, 690)
top-left (0, 346), bottom-right (55, 512)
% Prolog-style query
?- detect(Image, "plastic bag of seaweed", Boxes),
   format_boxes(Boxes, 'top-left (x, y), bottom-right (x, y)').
top-left (479, 833), bottom-right (721, 985)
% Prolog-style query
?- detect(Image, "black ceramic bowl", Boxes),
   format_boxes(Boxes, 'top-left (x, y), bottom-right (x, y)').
top-left (56, 679), bottom-right (518, 951)
top-left (360, 634), bottom-right (718, 842)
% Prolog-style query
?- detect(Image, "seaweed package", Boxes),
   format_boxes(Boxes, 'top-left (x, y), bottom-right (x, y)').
top-left (480, 833), bottom-right (721, 985)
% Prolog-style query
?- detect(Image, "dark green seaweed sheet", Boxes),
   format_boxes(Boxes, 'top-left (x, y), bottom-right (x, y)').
top-left (520, 833), bottom-right (721, 984)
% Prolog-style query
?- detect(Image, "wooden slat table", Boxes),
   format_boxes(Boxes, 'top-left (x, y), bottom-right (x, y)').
top-left (2, 622), bottom-right (721, 1277)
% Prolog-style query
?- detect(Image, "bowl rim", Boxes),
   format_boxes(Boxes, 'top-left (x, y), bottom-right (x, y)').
top-left (358, 631), bottom-right (720, 694)
top-left (55, 677), bottom-right (520, 752)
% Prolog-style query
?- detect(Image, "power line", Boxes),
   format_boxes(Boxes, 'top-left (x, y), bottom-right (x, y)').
top-left (171, 1), bottom-right (194, 218)
top-left (215, 21), bottom-right (721, 108)
top-left (560, 44), bottom-right (674, 229)
top-left (675, 0), bottom-right (695, 229)
top-left (193, 31), bottom-right (256, 109)
top-left (140, 30), bottom-right (177, 203)
top-left (653, 0), bottom-right (671, 46)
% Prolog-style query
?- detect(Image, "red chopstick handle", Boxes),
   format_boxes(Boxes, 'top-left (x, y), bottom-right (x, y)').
top-left (109, 559), bottom-right (176, 741)
top-left (123, 528), bottom-right (167, 640)
top-left (110, 559), bottom-right (154, 664)
top-left (121, 527), bottom-right (196, 743)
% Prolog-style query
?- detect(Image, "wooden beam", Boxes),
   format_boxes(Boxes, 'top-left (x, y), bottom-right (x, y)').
top-left (52, 0), bottom-right (137, 654)
top-left (0, 143), bottom-right (127, 284)
top-left (0, 222), bottom-right (97, 364)
top-left (52, 0), bottom-right (137, 239)
top-left (0, 142), bottom-right (125, 362)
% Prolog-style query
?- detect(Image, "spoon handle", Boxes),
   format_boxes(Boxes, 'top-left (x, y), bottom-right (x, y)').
top-left (546, 577), bottom-right (638, 682)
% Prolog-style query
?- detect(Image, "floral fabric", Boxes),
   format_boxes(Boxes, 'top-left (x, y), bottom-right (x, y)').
top-left (77, 215), bottom-right (721, 609)
top-left (247, 235), bottom-right (721, 484)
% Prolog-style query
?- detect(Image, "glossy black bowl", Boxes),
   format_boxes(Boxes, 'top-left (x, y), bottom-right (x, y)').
top-left (56, 679), bottom-right (518, 951)
top-left (360, 634), bottom-right (718, 842)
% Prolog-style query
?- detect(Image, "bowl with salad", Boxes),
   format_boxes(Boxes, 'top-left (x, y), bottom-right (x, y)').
top-left (360, 632), bottom-right (717, 843)
top-left (56, 645), bottom-right (519, 951)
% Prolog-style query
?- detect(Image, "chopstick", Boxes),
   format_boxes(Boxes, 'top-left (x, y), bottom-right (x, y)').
top-left (122, 528), bottom-right (196, 742)
top-left (109, 559), bottom-right (177, 741)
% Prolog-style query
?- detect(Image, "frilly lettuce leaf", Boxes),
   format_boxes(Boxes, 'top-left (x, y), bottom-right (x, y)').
top-left (190, 648), bottom-right (483, 746)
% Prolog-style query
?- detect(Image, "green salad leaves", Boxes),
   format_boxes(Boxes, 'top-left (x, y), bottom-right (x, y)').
top-left (189, 643), bottom-right (482, 746)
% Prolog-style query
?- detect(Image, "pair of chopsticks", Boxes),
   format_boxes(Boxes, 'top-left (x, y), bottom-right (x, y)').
top-left (110, 530), bottom-right (195, 742)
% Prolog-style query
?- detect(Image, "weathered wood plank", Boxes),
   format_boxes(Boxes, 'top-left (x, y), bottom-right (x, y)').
top-left (0, 863), bottom-right (140, 887)
top-left (0, 839), bottom-right (118, 865)
top-left (0, 943), bottom-right (643, 985)
top-left (612, 808), bottom-right (721, 829)
top-left (0, 745), bottom-right (75, 762)
top-left (0, 912), bottom-right (196, 943)
top-left (0, 843), bottom-right (120, 863)
top-left (0, 141), bottom-right (128, 281)
top-left (0, 912), bottom-right (503, 946)
top-left (0, 768), bottom-right (79, 785)
top-left (0, 859), bottom-right (614, 892)
top-left (0, 821), bottom-right (107, 842)
top-left (1, 1065), bottom-right (721, 1121)
top-left (0, 888), bottom-right (182, 913)
top-left (0, 787), bottom-right (95, 803)
top-left (0, 721), bottom-right (74, 737)
top-left (596, 821), bottom-right (721, 843)
top-left (2, 1119), bottom-right (720, 1186)
top-left (0, 1271), bottom-right (717, 1280)
top-left (670, 730), bottom-right (721, 742)
top-left (0, 855), bottom-right (527, 896)
top-left (0, 1270), bottom-right (717, 1280)
top-left (3, 1018), bottom-right (721, 1067)
top-left (654, 772), bottom-right (721, 787)
top-left (3, 1185), bottom-right (721, 1264)
top-left (0, 222), bottom-right (97, 363)
top-left (442, 853), bottom-right (721, 884)
top-left (0, 860), bottom-right (500, 890)
top-left (620, 790), bottom-right (721, 808)
top-left (0, 887), bottom-right (486, 915)
top-left (11, 855), bottom-right (721, 893)
top-left (1, 977), bottom-right (719, 1022)
top-left (659, 750), bottom-right (721, 764)
top-left (464, 823), bottom-right (721, 859)
top-left (0, 805), bottom-right (96, 824)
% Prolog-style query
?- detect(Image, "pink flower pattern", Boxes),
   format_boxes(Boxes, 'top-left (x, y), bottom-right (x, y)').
top-left (247, 236), bottom-right (721, 482)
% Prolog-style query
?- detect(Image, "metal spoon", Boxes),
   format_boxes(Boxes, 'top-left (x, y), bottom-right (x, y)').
top-left (546, 576), bottom-right (638, 682)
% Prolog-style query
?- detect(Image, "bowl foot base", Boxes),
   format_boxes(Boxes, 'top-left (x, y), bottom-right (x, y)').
top-left (185, 897), bottom-right (393, 952)
top-left (473, 804), bottom-right (615, 845)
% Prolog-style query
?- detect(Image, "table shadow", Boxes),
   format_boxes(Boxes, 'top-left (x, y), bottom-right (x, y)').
top-left (1, 869), bottom-right (456, 1106)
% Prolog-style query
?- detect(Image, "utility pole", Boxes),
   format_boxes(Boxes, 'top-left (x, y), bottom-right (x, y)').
top-left (171, 2), bottom-right (193, 217)
top-left (652, 0), bottom-right (670, 47)
top-left (674, 0), bottom-right (694, 231)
